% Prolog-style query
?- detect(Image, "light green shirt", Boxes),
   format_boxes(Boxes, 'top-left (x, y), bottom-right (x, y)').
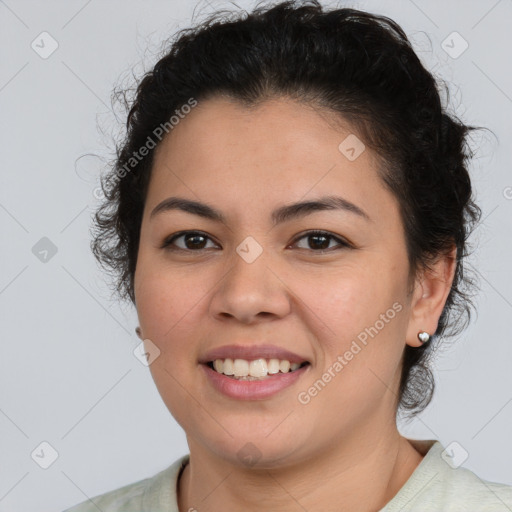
top-left (63, 439), bottom-right (512, 511)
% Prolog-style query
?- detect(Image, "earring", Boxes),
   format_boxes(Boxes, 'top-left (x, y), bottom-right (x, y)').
top-left (417, 331), bottom-right (431, 344)
top-left (135, 326), bottom-right (142, 339)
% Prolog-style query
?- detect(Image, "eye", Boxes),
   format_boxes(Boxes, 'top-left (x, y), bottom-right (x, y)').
top-left (161, 231), bottom-right (219, 251)
top-left (289, 230), bottom-right (351, 252)
top-left (161, 229), bottom-right (351, 253)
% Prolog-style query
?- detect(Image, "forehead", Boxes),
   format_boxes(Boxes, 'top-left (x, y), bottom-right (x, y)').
top-left (147, 96), bottom-right (399, 226)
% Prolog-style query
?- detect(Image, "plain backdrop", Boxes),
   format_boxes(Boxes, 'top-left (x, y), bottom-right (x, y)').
top-left (0, 0), bottom-right (511, 511)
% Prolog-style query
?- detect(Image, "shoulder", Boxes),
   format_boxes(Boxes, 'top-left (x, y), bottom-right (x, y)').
top-left (429, 464), bottom-right (512, 509)
top-left (62, 455), bottom-right (189, 512)
top-left (384, 439), bottom-right (512, 511)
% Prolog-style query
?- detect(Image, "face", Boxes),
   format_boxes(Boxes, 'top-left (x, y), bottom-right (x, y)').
top-left (134, 96), bottom-right (417, 467)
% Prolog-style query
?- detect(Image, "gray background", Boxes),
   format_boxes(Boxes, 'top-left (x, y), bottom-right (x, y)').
top-left (0, 0), bottom-right (511, 510)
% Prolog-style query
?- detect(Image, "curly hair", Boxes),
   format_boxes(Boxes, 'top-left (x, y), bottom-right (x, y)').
top-left (91, 0), bottom-right (482, 418)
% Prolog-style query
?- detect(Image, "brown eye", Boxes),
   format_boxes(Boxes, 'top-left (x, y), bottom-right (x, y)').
top-left (162, 231), bottom-right (218, 251)
top-left (161, 229), bottom-right (350, 253)
top-left (291, 230), bottom-right (350, 252)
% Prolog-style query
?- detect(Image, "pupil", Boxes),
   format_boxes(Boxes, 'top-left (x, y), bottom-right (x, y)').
top-left (310, 234), bottom-right (329, 250)
top-left (186, 234), bottom-right (206, 249)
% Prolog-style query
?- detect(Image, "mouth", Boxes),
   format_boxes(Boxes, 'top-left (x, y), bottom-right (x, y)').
top-left (205, 358), bottom-right (310, 381)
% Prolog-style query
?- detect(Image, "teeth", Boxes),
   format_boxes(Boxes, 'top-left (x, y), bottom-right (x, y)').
top-left (233, 359), bottom-right (249, 377)
top-left (210, 358), bottom-right (306, 378)
top-left (279, 360), bottom-right (290, 373)
top-left (267, 358), bottom-right (280, 374)
top-left (223, 358), bottom-right (234, 375)
top-left (249, 359), bottom-right (267, 377)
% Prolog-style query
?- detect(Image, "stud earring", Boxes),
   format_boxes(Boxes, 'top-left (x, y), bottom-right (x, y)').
top-left (135, 326), bottom-right (142, 339)
top-left (417, 331), bottom-right (431, 344)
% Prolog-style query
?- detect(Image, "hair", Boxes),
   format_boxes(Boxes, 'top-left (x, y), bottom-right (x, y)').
top-left (92, 0), bottom-right (482, 418)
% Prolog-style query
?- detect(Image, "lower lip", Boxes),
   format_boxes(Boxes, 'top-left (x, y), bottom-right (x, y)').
top-left (201, 364), bottom-right (309, 400)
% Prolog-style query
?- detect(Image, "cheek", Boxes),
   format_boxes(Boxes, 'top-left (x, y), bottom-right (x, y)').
top-left (299, 260), bottom-right (406, 348)
top-left (134, 268), bottom-right (207, 420)
top-left (134, 264), bottom-right (206, 356)
top-left (301, 263), bottom-right (408, 400)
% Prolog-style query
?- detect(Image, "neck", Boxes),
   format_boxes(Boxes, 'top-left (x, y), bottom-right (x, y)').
top-left (178, 426), bottom-right (424, 512)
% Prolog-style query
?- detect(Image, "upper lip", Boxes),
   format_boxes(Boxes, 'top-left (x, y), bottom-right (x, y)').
top-left (199, 344), bottom-right (310, 364)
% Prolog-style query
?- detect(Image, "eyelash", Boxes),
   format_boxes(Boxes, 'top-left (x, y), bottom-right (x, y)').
top-left (161, 230), bottom-right (351, 253)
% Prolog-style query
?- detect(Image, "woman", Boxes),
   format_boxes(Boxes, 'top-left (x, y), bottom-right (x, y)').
top-left (65, 1), bottom-right (512, 510)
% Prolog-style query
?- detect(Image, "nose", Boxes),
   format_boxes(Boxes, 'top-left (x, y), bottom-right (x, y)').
top-left (209, 245), bottom-right (292, 325)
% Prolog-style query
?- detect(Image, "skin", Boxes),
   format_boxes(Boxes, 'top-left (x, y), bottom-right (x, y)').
top-left (134, 96), bottom-right (456, 512)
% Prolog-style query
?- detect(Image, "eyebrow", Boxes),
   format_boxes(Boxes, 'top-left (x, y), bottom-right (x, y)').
top-left (149, 195), bottom-right (371, 225)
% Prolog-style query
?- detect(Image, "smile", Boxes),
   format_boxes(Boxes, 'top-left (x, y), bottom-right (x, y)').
top-left (208, 358), bottom-right (309, 380)
top-left (202, 359), bottom-right (311, 400)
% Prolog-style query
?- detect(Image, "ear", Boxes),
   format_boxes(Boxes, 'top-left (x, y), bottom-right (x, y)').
top-left (405, 245), bottom-right (457, 347)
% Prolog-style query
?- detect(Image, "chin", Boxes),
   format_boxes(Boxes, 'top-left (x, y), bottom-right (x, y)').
top-left (192, 422), bottom-right (312, 470)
